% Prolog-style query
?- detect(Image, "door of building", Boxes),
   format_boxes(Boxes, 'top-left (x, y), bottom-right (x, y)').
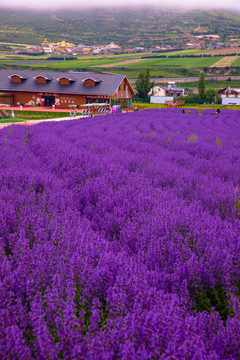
top-left (43, 96), bottom-right (55, 107)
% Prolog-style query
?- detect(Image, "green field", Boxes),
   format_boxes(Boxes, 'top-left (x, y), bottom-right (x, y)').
top-left (231, 58), bottom-right (240, 67)
top-left (117, 56), bottom-right (224, 69)
top-left (95, 67), bottom-right (194, 78)
top-left (87, 55), bottom-right (225, 78)
top-left (14, 54), bottom-right (224, 70)
top-left (170, 79), bottom-right (240, 89)
top-left (1, 52), bottom-right (225, 79)
top-left (162, 49), bottom-right (213, 56)
top-left (18, 58), bottom-right (133, 69)
top-left (0, 58), bottom-right (46, 63)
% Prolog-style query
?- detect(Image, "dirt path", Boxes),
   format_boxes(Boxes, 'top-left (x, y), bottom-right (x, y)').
top-left (92, 59), bottom-right (146, 68)
top-left (210, 56), bottom-right (239, 67)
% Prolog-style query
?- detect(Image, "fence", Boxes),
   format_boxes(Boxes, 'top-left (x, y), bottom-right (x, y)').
top-left (132, 97), bottom-right (150, 103)
top-left (132, 97), bottom-right (222, 106)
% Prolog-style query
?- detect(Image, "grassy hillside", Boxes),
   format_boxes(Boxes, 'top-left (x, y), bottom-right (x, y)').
top-left (0, 7), bottom-right (240, 47)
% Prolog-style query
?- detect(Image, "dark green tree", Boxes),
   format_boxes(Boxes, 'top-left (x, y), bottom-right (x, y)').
top-left (198, 72), bottom-right (206, 99)
top-left (135, 68), bottom-right (154, 99)
top-left (205, 88), bottom-right (219, 104)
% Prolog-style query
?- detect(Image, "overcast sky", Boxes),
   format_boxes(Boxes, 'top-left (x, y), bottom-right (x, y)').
top-left (1, 0), bottom-right (240, 11)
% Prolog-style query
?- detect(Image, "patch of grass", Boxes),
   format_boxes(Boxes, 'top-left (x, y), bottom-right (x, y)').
top-left (168, 79), bottom-right (240, 89)
top-left (0, 118), bottom-right (24, 123)
top-left (12, 111), bottom-right (71, 120)
top-left (132, 102), bottom-right (165, 109)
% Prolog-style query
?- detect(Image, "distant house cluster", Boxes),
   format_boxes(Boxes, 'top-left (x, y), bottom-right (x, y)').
top-left (12, 40), bottom-right (123, 56)
top-left (13, 40), bottom-right (148, 56)
top-left (149, 82), bottom-right (185, 104)
top-left (149, 82), bottom-right (185, 97)
top-left (149, 82), bottom-right (240, 106)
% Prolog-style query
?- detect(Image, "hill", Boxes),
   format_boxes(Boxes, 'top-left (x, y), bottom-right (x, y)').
top-left (0, 7), bottom-right (240, 47)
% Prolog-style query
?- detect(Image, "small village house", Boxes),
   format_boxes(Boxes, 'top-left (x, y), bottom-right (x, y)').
top-left (217, 86), bottom-right (240, 98)
top-left (149, 82), bottom-right (185, 104)
top-left (218, 86), bottom-right (240, 105)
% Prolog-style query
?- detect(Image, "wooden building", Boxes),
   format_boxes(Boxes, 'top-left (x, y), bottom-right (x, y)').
top-left (0, 70), bottom-right (135, 108)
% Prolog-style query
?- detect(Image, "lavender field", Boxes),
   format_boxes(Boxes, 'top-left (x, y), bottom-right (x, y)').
top-left (1, 108), bottom-right (240, 359)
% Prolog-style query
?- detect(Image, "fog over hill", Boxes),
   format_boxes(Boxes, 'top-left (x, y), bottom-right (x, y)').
top-left (1, 0), bottom-right (240, 11)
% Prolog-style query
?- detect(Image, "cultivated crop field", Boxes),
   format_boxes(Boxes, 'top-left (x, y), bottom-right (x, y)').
top-left (1, 109), bottom-right (240, 359)
top-left (15, 54), bottom-right (225, 79)
top-left (2, 51), bottom-right (229, 79)
top-left (118, 56), bottom-right (224, 69)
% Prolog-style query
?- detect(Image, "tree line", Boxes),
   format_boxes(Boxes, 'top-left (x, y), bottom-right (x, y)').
top-left (135, 69), bottom-right (220, 104)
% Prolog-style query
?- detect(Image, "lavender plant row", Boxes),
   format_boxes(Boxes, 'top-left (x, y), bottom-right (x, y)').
top-left (0, 108), bottom-right (240, 359)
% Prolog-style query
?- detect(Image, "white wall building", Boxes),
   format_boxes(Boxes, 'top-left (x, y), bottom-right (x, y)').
top-left (149, 86), bottom-right (166, 97)
top-left (43, 47), bottom-right (52, 53)
top-left (150, 96), bottom-right (174, 104)
top-left (222, 97), bottom-right (240, 106)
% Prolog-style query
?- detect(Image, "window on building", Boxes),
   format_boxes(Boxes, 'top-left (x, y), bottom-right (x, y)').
top-left (11, 75), bottom-right (23, 83)
top-left (36, 76), bottom-right (47, 84)
top-left (60, 78), bottom-right (70, 86)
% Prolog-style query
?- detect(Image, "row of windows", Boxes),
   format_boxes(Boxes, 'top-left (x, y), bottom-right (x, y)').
top-left (10, 75), bottom-right (97, 87)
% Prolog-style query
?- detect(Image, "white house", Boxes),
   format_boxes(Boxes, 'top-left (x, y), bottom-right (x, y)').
top-left (217, 87), bottom-right (240, 105)
top-left (148, 86), bottom-right (166, 97)
top-left (43, 47), bottom-right (52, 54)
top-left (218, 87), bottom-right (240, 98)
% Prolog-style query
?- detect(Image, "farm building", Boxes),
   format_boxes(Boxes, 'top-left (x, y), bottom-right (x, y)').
top-left (149, 82), bottom-right (185, 104)
top-left (165, 82), bottom-right (184, 97)
top-left (217, 86), bottom-right (240, 105)
top-left (217, 86), bottom-right (240, 98)
top-left (0, 70), bottom-right (135, 108)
